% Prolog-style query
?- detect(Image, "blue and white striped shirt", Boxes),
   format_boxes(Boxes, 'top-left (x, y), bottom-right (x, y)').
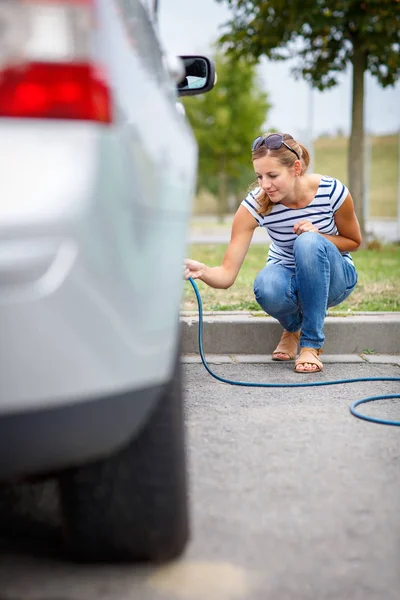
top-left (241, 176), bottom-right (354, 267)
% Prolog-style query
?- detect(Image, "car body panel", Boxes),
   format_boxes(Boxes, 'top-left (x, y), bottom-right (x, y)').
top-left (0, 0), bottom-right (209, 478)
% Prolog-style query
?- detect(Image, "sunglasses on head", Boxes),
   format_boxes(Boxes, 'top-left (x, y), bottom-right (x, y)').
top-left (252, 133), bottom-right (300, 161)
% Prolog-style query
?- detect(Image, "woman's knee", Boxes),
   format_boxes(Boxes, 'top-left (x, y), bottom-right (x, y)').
top-left (293, 233), bottom-right (329, 270)
top-left (293, 231), bottom-right (322, 256)
top-left (254, 267), bottom-right (280, 297)
top-left (254, 270), bottom-right (269, 305)
top-left (254, 266), bottom-right (297, 315)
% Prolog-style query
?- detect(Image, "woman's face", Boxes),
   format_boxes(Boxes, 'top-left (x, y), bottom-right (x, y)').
top-left (253, 155), bottom-right (296, 203)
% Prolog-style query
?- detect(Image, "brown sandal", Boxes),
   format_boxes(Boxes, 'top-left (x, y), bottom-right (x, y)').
top-left (272, 330), bottom-right (301, 361)
top-left (294, 348), bottom-right (323, 373)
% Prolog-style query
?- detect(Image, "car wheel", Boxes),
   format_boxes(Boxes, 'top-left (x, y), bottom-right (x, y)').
top-left (57, 356), bottom-right (189, 563)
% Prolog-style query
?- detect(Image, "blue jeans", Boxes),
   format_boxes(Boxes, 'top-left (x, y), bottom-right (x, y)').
top-left (253, 233), bottom-right (358, 349)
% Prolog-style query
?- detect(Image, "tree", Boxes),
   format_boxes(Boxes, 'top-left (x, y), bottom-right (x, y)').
top-left (183, 52), bottom-right (271, 220)
top-left (216, 0), bottom-right (400, 239)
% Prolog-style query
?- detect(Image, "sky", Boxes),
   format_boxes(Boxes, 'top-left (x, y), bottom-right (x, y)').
top-left (158, 0), bottom-right (400, 143)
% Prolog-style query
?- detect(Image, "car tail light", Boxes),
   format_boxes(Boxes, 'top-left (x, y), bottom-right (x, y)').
top-left (0, 0), bottom-right (112, 122)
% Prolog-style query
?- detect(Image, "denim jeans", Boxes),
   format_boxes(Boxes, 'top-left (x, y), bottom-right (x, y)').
top-left (253, 232), bottom-right (358, 349)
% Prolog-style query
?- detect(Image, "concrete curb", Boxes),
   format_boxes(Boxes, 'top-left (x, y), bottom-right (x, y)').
top-left (182, 354), bottom-right (400, 365)
top-left (181, 313), bottom-right (400, 356)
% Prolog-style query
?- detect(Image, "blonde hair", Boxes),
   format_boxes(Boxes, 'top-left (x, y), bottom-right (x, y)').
top-left (249, 133), bottom-right (310, 216)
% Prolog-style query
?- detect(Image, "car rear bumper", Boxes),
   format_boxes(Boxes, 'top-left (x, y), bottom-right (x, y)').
top-left (0, 379), bottom-right (163, 481)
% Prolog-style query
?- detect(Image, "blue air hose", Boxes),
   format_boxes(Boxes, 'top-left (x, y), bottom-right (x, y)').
top-left (188, 277), bottom-right (400, 427)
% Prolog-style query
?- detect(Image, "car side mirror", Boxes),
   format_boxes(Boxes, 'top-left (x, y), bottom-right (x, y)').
top-left (177, 56), bottom-right (216, 96)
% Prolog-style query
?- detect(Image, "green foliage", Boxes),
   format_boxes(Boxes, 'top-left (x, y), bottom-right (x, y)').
top-left (216, 0), bottom-right (400, 240)
top-left (182, 53), bottom-right (270, 213)
top-left (216, 0), bottom-right (400, 90)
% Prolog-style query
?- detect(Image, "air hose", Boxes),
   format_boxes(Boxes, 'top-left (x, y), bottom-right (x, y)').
top-left (188, 277), bottom-right (400, 427)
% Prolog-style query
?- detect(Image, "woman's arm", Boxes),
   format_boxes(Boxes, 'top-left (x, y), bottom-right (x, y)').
top-left (184, 205), bottom-right (258, 289)
top-left (330, 192), bottom-right (362, 251)
top-left (293, 193), bottom-right (362, 252)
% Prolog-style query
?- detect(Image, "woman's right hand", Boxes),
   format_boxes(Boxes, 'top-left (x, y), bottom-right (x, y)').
top-left (184, 258), bottom-right (206, 280)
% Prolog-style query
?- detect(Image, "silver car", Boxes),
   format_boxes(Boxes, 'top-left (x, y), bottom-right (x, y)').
top-left (0, 0), bottom-right (215, 562)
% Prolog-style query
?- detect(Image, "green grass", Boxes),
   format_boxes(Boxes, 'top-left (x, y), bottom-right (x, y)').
top-left (193, 134), bottom-right (400, 219)
top-left (182, 243), bottom-right (400, 312)
top-left (314, 134), bottom-right (399, 218)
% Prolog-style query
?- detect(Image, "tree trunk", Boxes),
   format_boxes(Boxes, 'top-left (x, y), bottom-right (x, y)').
top-left (217, 158), bottom-right (229, 223)
top-left (348, 43), bottom-right (367, 245)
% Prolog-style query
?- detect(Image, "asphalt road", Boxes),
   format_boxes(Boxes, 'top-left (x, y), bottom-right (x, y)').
top-left (1, 362), bottom-right (399, 600)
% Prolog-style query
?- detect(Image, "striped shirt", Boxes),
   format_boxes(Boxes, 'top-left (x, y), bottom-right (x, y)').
top-left (241, 176), bottom-right (354, 267)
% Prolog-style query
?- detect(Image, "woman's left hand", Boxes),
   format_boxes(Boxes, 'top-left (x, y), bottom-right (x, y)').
top-left (293, 220), bottom-right (319, 235)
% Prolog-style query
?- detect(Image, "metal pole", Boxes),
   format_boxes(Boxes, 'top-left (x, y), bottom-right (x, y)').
top-left (397, 127), bottom-right (400, 241)
top-left (308, 85), bottom-right (314, 172)
top-left (364, 132), bottom-right (371, 238)
top-left (363, 74), bottom-right (370, 238)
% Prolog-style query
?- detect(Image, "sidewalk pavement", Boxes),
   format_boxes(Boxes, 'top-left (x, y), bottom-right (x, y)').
top-left (189, 217), bottom-right (400, 245)
top-left (181, 311), bottom-right (400, 364)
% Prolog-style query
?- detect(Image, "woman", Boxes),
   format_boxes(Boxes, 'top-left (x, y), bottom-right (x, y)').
top-left (184, 133), bottom-right (361, 373)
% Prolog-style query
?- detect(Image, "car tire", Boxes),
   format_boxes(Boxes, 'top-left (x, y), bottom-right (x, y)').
top-left (57, 355), bottom-right (189, 563)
